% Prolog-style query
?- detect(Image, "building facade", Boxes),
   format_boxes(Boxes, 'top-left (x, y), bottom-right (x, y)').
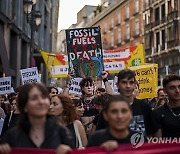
top-left (143, 0), bottom-right (180, 77)
top-left (0, 0), bottom-right (59, 87)
top-left (85, 0), bottom-right (144, 50)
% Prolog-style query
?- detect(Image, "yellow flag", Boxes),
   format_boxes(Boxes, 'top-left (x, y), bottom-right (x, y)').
top-left (41, 50), bottom-right (68, 78)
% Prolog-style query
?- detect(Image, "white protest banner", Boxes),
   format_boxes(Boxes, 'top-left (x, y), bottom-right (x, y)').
top-left (20, 67), bottom-right (39, 85)
top-left (0, 77), bottom-right (11, 95)
top-left (50, 65), bottom-right (68, 76)
top-left (69, 78), bottom-right (82, 95)
top-left (104, 61), bottom-right (125, 71)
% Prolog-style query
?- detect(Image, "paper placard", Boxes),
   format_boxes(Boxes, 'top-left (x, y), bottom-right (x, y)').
top-left (69, 78), bottom-right (82, 95)
top-left (0, 77), bottom-right (11, 95)
top-left (20, 67), bottom-right (39, 85)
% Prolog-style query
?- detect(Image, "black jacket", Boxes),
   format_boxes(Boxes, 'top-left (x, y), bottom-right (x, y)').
top-left (1, 116), bottom-right (75, 149)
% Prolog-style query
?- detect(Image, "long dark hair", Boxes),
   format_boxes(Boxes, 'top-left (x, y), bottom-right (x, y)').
top-left (17, 83), bottom-right (49, 132)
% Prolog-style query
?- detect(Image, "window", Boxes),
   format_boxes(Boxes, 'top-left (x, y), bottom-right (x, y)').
top-left (135, 0), bottom-right (139, 13)
top-left (135, 19), bottom-right (139, 35)
top-left (110, 33), bottom-right (114, 47)
top-left (155, 32), bottom-right (160, 52)
top-left (111, 18), bottom-right (114, 28)
top-left (118, 28), bottom-right (121, 43)
top-left (125, 5), bottom-right (129, 19)
top-left (117, 13), bottom-right (121, 24)
top-left (126, 24), bottom-right (130, 39)
top-left (161, 4), bottom-right (165, 20)
top-left (155, 7), bottom-right (160, 21)
top-left (104, 22), bottom-right (107, 32)
top-left (162, 29), bottom-right (165, 50)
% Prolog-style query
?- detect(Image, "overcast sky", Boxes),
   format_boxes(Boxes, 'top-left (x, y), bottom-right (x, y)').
top-left (58, 0), bottom-right (100, 32)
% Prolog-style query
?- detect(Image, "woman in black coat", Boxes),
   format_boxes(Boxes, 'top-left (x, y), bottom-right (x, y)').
top-left (0, 83), bottom-right (74, 154)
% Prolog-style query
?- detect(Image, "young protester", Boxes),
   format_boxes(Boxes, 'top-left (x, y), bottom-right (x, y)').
top-left (154, 88), bottom-right (167, 108)
top-left (0, 111), bottom-right (4, 135)
top-left (0, 95), bottom-right (6, 119)
top-left (87, 95), bottom-right (137, 150)
top-left (1, 93), bottom-right (20, 137)
top-left (96, 88), bottom-right (106, 96)
top-left (47, 86), bottom-right (58, 99)
top-left (72, 99), bottom-right (85, 119)
top-left (50, 94), bottom-right (87, 148)
top-left (90, 94), bottom-right (111, 134)
top-left (153, 75), bottom-right (180, 138)
top-left (63, 71), bottom-right (113, 136)
top-left (116, 69), bottom-right (156, 136)
top-left (0, 83), bottom-right (74, 154)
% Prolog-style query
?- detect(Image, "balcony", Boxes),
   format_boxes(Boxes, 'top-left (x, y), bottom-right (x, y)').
top-left (124, 16), bottom-right (129, 22)
top-left (145, 23), bottom-right (152, 30)
top-left (167, 39), bottom-right (179, 49)
top-left (116, 20), bottom-right (121, 26)
top-left (145, 48), bottom-right (152, 56)
top-left (133, 31), bottom-right (139, 38)
top-left (167, 11), bottom-right (179, 21)
top-left (133, 9), bottom-right (139, 16)
top-left (124, 38), bottom-right (130, 43)
top-left (109, 26), bottom-right (113, 31)
top-left (103, 30), bottom-right (107, 35)
top-left (116, 40), bottom-right (121, 46)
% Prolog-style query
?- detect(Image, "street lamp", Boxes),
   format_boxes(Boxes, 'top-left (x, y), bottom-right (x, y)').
top-left (23, 0), bottom-right (42, 67)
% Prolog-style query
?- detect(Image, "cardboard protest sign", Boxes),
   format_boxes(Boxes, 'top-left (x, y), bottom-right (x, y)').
top-left (0, 77), bottom-right (11, 94)
top-left (129, 64), bottom-right (158, 99)
top-left (41, 50), bottom-right (68, 78)
top-left (103, 43), bottom-right (145, 73)
top-left (20, 67), bottom-right (39, 85)
top-left (66, 27), bottom-right (104, 78)
top-left (69, 78), bottom-right (82, 95)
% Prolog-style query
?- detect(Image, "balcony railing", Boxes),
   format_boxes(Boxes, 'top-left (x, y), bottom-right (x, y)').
top-left (167, 39), bottom-right (179, 49)
top-left (145, 48), bottom-right (152, 56)
top-left (167, 11), bottom-right (179, 21)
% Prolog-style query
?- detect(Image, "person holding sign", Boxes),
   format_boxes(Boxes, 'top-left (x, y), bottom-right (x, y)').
top-left (0, 83), bottom-right (74, 154)
top-left (87, 95), bottom-right (138, 150)
top-left (78, 71), bottom-right (113, 136)
top-left (116, 69), bottom-right (156, 136)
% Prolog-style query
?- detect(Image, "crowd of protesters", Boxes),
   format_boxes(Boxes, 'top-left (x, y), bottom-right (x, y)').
top-left (0, 69), bottom-right (179, 154)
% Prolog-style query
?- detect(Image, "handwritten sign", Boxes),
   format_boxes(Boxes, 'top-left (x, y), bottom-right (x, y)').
top-left (66, 27), bottom-right (104, 78)
top-left (0, 77), bottom-right (11, 94)
top-left (69, 78), bottom-right (82, 95)
top-left (129, 64), bottom-right (158, 99)
top-left (20, 67), bottom-right (39, 85)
